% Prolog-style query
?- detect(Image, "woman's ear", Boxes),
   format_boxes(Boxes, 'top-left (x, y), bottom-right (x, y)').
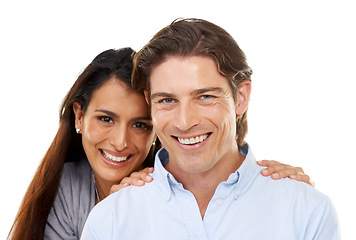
top-left (73, 102), bottom-right (84, 131)
top-left (144, 90), bottom-right (150, 105)
top-left (235, 80), bottom-right (252, 116)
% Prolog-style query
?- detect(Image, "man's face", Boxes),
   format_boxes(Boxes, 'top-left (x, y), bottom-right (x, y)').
top-left (149, 56), bottom-right (240, 175)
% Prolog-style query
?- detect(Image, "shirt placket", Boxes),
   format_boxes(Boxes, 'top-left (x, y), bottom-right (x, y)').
top-left (203, 172), bottom-right (240, 238)
top-left (171, 185), bottom-right (209, 240)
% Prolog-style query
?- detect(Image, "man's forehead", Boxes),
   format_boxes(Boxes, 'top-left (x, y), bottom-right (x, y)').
top-left (149, 55), bottom-right (230, 94)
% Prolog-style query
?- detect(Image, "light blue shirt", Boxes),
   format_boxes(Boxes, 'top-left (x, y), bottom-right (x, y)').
top-left (81, 145), bottom-right (339, 239)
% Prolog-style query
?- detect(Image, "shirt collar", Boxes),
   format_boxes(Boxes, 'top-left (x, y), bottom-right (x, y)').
top-left (153, 143), bottom-right (259, 201)
top-left (234, 143), bottom-right (259, 196)
top-left (152, 148), bottom-right (174, 201)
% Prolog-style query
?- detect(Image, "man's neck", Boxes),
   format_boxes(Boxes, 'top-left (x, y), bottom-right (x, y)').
top-left (165, 149), bottom-right (245, 219)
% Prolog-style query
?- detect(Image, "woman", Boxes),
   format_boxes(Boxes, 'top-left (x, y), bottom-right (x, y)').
top-left (8, 48), bottom-right (312, 240)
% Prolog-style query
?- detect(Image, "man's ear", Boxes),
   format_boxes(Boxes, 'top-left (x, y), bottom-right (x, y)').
top-left (235, 80), bottom-right (252, 116)
top-left (73, 102), bottom-right (84, 131)
top-left (144, 90), bottom-right (150, 105)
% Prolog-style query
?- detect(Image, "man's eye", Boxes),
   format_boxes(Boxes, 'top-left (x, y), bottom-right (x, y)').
top-left (200, 95), bottom-right (214, 100)
top-left (200, 95), bottom-right (211, 100)
top-left (98, 116), bottom-right (113, 123)
top-left (160, 98), bottom-right (175, 104)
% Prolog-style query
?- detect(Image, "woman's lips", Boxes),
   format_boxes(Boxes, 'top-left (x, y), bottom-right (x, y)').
top-left (101, 149), bottom-right (130, 162)
top-left (99, 149), bottom-right (132, 168)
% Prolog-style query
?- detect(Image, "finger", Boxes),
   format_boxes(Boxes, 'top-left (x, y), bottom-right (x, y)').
top-left (130, 171), bottom-right (153, 183)
top-left (270, 167), bottom-right (305, 179)
top-left (257, 160), bottom-right (281, 167)
top-left (128, 172), bottom-right (152, 183)
top-left (261, 164), bottom-right (293, 177)
top-left (121, 171), bottom-right (153, 185)
top-left (120, 176), bottom-right (146, 186)
top-left (290, 174), bottom-right (315, 187)
top-left (110, 183), bottom-right (130, 194)
top-left (141, 167), bottom-right (154, 174)
top-left (265, 163), bottom-right (305, 176)
top-left (263, 165), bottom-right (306, 179)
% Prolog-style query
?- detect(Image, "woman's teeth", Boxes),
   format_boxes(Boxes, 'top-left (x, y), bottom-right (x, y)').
top-left (178, 134), bottom-right (208, 145)
top-left (102, 150), bottom-right (128, 162)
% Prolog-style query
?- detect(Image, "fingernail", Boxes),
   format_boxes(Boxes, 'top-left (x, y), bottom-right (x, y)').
top-left (262, 169), bottom-right (269, 174)
top-left (146, 175), bottom-right (152, 180)
top-left (148, 167), bottom-right (154, 171)
top-left (272, 173), bottom-right (279, 178)
top-left (138, 180), bottom-right (144, 184)
top-left (123, 183), bottom-right (129, 186)
top-left (290, 175), bottom-right (296, 179)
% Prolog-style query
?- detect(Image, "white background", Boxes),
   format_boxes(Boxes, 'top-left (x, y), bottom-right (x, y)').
top-left (1, 0), bottom-right (355, 238)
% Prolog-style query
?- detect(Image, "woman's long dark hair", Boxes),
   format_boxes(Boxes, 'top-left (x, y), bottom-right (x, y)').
top-left (8, 48), bottom-right (159, 240)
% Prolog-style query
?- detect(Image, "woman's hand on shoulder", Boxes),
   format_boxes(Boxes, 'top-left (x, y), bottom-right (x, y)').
top-left (110, 167), bottom-right (154, 194)
top-left (257, 160), bottom-right (315, 187)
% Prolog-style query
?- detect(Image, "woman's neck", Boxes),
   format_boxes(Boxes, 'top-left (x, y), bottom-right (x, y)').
top-left (93, 175), bottom-right (116, 204)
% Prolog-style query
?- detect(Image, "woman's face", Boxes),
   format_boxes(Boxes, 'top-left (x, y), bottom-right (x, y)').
top-left (74, 77), bottom-right (155, 185)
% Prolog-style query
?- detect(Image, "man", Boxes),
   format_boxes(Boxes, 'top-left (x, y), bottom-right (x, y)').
top-left (81, 18), bottom-right (339, 239)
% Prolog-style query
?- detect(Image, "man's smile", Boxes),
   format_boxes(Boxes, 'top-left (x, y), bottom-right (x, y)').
top-left (174, 133), bottom-right (211, 145)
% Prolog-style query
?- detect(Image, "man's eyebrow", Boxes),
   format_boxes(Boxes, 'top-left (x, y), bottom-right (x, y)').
top-left (150, 92), bottom-right (175, 100)
top-left (192, 87), bottom-right (224, 95)
top-left (151, 87), bottom-right (224, 100)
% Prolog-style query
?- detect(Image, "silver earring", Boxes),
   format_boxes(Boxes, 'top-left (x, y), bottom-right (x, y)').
top-left (152, 140), bottom-right (156, 146)
top-left (235, 135), bottom-right (238, 140)
top-left (76, 128), bottom-right (81, 134)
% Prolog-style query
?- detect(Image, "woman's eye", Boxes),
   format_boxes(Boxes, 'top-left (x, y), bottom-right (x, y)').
top-left (133, 122), bottom-right (150, 130)
top-left (98, 116), bottom-right (113, 123)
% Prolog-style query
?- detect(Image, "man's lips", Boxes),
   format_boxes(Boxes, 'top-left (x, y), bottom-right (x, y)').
top-left (173, 133), bottom-right (211, 145)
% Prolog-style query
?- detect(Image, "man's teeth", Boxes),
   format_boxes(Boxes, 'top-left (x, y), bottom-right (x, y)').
top-left (102, 150), bottom-right (128, 162)
top-left (178, 134), bottom-right (208, 145)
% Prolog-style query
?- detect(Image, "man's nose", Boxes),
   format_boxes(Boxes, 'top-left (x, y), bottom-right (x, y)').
top-left (173, 102), bottom-right (199, 131)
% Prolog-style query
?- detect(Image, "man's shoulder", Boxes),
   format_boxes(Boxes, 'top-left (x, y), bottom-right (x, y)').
top-left (115, 178), bottom-right (160, 201)
top-left (252, 167), bottom-right (331, 207)
top-left (87, 181), bottom-right (162, 226)
top-left (100, 179), bottom-right (160, 207)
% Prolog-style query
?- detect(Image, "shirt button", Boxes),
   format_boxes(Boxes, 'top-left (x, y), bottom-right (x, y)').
top-left (232, 175), bottom-right (238, 182)
top-left (235, 190), bottom-right (240, 197)
top-left (185, 200), bottom-right (192, 207)
top-left (215, 199), bottom-right (223, 206)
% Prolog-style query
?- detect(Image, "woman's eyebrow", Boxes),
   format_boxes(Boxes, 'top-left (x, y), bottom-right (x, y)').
top-left (95, 109), bottom-right (119, 118)
top-left (96, 109), bottom-right (152, 121)
top-left (132, 116), bottom-right (152, 121)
